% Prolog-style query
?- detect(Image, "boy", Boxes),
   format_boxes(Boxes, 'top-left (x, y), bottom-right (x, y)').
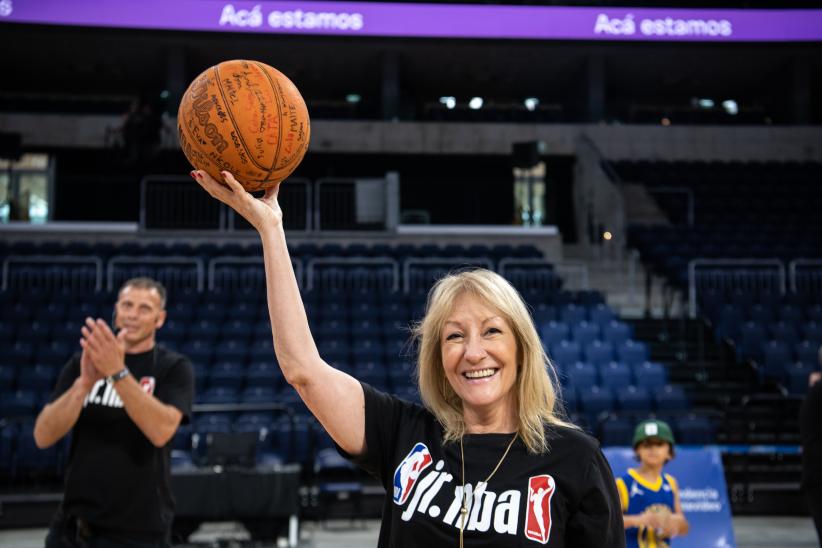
top-left (616, 419), bottom-right (689, 547)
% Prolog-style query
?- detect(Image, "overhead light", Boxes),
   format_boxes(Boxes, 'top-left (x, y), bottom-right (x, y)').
top-left (468, 97), bottom-right (483, 110)
top-left (345, 94), bottom-right (361, 104)
top-left (524, 97), bottom-right (539, 111)
top-left (697, 98), bottom-right (715, 109)
top-left (439, 96), bottom-right (456, 110)
top-left (722, 100), bottom-right (739, 115)
top-left (603, 231), bottom-right (613, 241)
top-left (160, 90), bottom-right (170, 99)
top-left (661, 117), bottom-right (671, 126)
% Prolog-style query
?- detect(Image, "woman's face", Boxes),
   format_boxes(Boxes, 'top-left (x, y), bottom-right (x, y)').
top-left (440, 292), bottom-right (519, 419)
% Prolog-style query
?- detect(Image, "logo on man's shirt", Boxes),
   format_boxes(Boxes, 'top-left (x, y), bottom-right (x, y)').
top-left (393, 442), bottom-right (433, 505)
top-left (83, 376), bottom-right (156, 409)
top-left (525, 474), bottom-right (555, 544)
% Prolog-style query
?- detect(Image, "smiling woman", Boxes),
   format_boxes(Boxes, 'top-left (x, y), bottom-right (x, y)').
top-left (190, 169), bottom-right (625, 548)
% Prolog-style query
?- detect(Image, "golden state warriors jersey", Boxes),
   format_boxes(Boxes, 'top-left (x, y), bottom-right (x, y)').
top-left (616, 468), bottom-right (678, 548)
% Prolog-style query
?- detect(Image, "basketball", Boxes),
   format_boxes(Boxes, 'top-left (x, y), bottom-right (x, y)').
top-left (177, 59), bottom-right (310, 192)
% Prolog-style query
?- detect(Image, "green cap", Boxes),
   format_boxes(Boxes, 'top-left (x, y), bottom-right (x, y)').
top-left (633, 419), bottom-right (675, 447)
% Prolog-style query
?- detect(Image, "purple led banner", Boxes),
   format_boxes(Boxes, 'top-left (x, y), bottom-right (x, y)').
top-left (2, 0), bottom-right (822, 42)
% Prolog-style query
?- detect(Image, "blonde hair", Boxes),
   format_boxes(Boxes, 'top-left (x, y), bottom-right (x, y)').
top-left (413, 268), bottom-right (576, 454)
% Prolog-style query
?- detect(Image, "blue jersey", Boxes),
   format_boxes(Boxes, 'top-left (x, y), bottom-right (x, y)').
top-left (616, 468), bottom-right (679, 548)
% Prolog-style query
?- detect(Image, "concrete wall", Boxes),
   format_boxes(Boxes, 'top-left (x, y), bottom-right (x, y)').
top-left (2, 113), bottom-right (822, 161)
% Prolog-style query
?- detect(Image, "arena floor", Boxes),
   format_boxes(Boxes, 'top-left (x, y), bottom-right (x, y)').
top-left (0, 516), bottom-right (817, 547)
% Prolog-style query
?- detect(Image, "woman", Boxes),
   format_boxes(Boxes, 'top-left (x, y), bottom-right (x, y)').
top-left (192, 170), bottom-right (624, 547)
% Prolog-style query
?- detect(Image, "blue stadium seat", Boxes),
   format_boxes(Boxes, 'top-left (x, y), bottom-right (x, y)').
top-left (17, 365), bottom-right (57, 393)
top-left (584, 341), bottom-right (614, 367)
top-left (761, 340), bottom-right (791, 380)
top-left (676, 414), bottom-right (714, 444)
top-left (603, 321), bottom-right (632, 346)
top-left (599, 414), bottom-right (633, 446)
top-left (196, 387), bottom-right (239, 405)
top-left (540, 321), bottom-right (569, 348)
top-left (193, 414), bottom-right (233, 436)
top-left (7, 342), bottom-right (35, 367)
top-left (213, 340), bottom-right (248, 364)
top-left (654, 385), bottom-right (689, 412)
top-left (0, 365), bottom-right (15, 389)
top-left (0, 422), bottom-right (18, 475)
top-left (577, 385), bottom-right (614, 421)
top-left (599, 362), bottom-right (632, 389)
top-left (633, 362), bottom-right (667, 390)
top-left (747, 303), bottom-right (774, 324)
top-left (715, 304), bottom-right (744, 341)
top-left (737, 321), bottom-right (767, 362)
top-left (208, 362), bottom-right (245, 391)
top-left (564, 362), bottom-right (597, 389)
top-left (804, 322), bottom-right (822, 345)
top-left (589, 304), bottom-right (616, 327)
top-left (616, 340), bottom-right (649, 367)
top-left (531, 303), bottom-right (557, 326)
top-left (778, 304), bottom-right (804, 325)
top-left (180, 340), bottom-right (214, 366)
top-left (796, 340), bottom-right (821, 368)
top-left (770, 321), bottom-right (801, 347)
top-left (1, 390), bottom-right (38, 418)
top-left (571, 321), bottom-right (600, 347)
top-left (550, 341), bottom-right (582, 369)
top-left (16, 424), bottom-right (59, 476)
top-left (785, 363), bottom-right (815, 395)
top-left (616, 386), bottom-right (653, 413)
top-left (560, 304), bottom-right (587, 325)
top-left (559, 386), bottom-right (577, 414)
top-left (188, 319), bottom-right (221, 340)
top-left (245, 361), bottom-right (283, 390)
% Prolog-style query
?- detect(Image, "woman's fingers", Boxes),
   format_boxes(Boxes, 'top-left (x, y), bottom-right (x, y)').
top-left (192, 170), bottom-right (235, 202)
top-left (220, 171), bottom-right (245, 193)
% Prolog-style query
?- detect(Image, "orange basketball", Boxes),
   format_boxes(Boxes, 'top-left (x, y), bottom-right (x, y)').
top-left (177, 59), bottom-right (310, 192)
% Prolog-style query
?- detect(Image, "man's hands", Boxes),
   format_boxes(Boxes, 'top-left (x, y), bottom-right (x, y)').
top-left (80, 318), bottom-right (128, 377)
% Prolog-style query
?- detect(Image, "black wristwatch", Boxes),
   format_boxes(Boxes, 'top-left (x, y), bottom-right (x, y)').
top-left (107, 367), bottom-right (130, 384)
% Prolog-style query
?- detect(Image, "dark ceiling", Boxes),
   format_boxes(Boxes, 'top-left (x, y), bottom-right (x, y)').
top-left (2, 22), bottom-right (820, 117)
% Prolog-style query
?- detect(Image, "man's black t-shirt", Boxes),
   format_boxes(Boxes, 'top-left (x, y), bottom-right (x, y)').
top-left (341, 383), bottom-right (625, 547)
top-left (51, 345), bottom-right (194, 540)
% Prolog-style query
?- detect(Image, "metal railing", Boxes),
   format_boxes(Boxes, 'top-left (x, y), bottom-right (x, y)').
top-left (208, 256), bottom-right (303, 291)
top-left (139, 176), bottom-right (311, 232)
top-left (402, 257), bottom-right (495, 294)
top-left (788, 259), bottom-right (822, 295)
top-left (554, 261), bottom-right (590, 291)
top-left (688, 258), bottom-right (786, 318)
top-left (2, 255), bottom-right (103, 292)
top-left (305, 257), bottom-right (399, 292)
top-left (498, 258), bottom-right (562, 294)
top-left (107, 255), bottom-right (205, 292)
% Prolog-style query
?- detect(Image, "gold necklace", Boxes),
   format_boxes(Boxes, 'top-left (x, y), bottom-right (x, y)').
top-left (459, 432), bottom-right (518, 548)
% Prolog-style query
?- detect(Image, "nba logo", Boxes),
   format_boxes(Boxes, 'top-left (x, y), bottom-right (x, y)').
top-left (525, 474), bottom-right (555, 544)
top-left (392, 442), bottom-right (433, 506)
top-left (139, 376), bottom-right (156, 395)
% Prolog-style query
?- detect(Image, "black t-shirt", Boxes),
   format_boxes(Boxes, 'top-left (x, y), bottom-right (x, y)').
top-left (800, 378), bottom-right (822, 487)
top-left (51, 345), bottom-right (194, 540)
top-left (341, 383), bottom-right (625, 547)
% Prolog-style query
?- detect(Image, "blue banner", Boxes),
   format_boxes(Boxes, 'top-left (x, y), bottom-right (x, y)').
top-left (604, 446), bottom-right (736, 548)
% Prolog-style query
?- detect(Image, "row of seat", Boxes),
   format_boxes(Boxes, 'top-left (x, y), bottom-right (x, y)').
top-left (0, 241), bottom-right (544, 261)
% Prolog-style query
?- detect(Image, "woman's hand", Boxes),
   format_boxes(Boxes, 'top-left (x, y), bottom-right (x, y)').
top-left (192, 170), bottom-right (282, 232)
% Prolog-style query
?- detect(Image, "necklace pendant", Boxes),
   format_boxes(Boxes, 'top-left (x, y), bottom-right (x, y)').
top-left (460, 506), bottom-right (468, 515)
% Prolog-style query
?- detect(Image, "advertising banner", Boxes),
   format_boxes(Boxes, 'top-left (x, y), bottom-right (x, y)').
top-left (604, 446), bottom-right (736, 548)
top-left (2, 0), bottom-right (822, 43)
